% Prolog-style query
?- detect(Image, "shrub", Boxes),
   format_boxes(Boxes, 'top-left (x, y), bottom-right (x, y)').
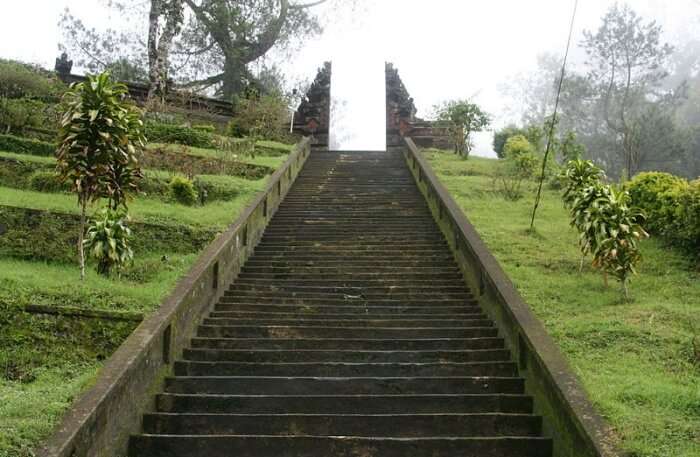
top-left (627, 172), bottom-right (688, 234)
top-left (0, 59), bottom-right (66, 100)
top-left (84, 209), bottom-right (134, 276)
top-left (495, 137), bottom-right (539, 200)
top-left (571, 184), bottom-right (649, 298)
top-left (670, 180), bottom-right (700, 254)
top-left (169, 175), bottom-right (198, 205)
top-left (56, 71), bottom-right (145, 279)
top-left (493, 125), bottom-right (526, 158)
top-left (561, 159), bottom-right (605, 208)
top-left (28, 170), bottom-right (69, 193)
top-left (230, 93), bottom-right (289, 141)
top-left (145, 122), bottom-right (214, 149)
top-left (0, 133), bottom-right (55, 156)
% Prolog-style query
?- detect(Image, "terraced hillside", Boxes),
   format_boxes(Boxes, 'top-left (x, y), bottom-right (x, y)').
top-left (0, 135), bottom-right (294, 457)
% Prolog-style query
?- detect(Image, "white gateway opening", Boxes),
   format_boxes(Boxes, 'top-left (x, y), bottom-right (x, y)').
top-left (329, 57), bottom-right (386, 151)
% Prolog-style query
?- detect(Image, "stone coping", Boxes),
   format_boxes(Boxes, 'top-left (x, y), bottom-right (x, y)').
top-left (37, 137), bottom-right (312, 457)
top-left (402, 137), bottom-right (618, 457)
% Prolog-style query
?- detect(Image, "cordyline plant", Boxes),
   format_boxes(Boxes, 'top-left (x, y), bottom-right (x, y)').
top-left (56, 72), bottom-right (146, 280)
top-left (569, 183), bottom-right (649, 299)
top-left (561, 159), bottom-right (605, 208)
top-left (84, 209), bottom-right (134, 276)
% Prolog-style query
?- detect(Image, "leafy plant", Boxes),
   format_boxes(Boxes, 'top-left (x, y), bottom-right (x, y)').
top-left (0, 133), bottom-right (55, 156)
top-left (29, 170), bottom-right (69, 193)
top-left (627, 171), bottom-right (688, 234)
top-left (145, 121), bottom-right (214, 148)
top-left (169, 175), bottom-right (198, 206)
top-left (434, 99), bottom-right (490, 158)
top-left (589, 187), bottom-right (649, 298)
top-left (561, 159), bottom-right (605, 208)
top-left (84, 208), bottom-right (134, 276)
top-left (0, 59), bottom-right (66, 100)
top-left (230, 93), bottom-right (289, 142)
top-left (56, 71), bottom-right (145, 280)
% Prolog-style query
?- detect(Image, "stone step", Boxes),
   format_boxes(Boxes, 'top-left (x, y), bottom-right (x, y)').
top-left (217, 296), bottom-right (477, 306)
top-left (236, 272), bottom-right (464, 281)
top-left (212, 302), bottom-right (481, 314)
top-left (164, 375), bottom-right (524, 395)
top-left (142, 412), bottom-right (541, 437)
top-left (155, 393), bottom-right (534, 414)
top-left (182, 348), bottom-right (510, 363)
top-left (223, 291), bottom-right (472, 301)
top-left (172, 360), bottom-right (518, 377)
top-left (208, 311), bottom-right (485, 320)
top-left (200, 318), bottom-right (493, 328)
top-left (190, 337), bottom-right (506, 351)
top-left (195, 325), bottom-right (498, 339)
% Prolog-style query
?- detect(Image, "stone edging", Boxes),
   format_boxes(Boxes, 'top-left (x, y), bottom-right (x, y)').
top-left (36, 137), bottom-right (312, 457)
top-left (402, 137), bottom-right (619, 457)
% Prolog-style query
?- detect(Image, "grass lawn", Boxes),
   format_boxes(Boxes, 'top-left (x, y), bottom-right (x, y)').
top-left (0, 184), bottom-right (264, 229)
top-left (0, 138), bottom-right (293, 457)
top-left (424, 149), bottom-right (700, 457)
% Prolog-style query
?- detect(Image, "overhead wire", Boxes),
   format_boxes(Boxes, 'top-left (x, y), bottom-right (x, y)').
top-left (530, 0), bottom-right (579, 230)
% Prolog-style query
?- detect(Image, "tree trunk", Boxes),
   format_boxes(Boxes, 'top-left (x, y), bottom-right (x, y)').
top-left (222, 62), bottom-right (246, 102)
top-left (78, 199), bottom-right (86, 281)
top-left (148, 0), bottom-right (183, 101)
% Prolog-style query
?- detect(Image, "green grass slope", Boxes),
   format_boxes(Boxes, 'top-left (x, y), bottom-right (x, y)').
top-left (425, 150), bottom-right (700, 457)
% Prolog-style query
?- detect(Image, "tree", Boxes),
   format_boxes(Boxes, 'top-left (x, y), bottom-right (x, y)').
top-left (581, 3), bottom-right (674, 179)
top-left (434, 99), bottom-right (490, 158)
top-left (56, 72), bottom-right (145, 279)
top-left (179, 0), bottom-right (325, 99)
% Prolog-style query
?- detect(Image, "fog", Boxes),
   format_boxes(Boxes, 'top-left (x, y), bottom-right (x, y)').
top-left (1, 0), bottom-right (699, 157)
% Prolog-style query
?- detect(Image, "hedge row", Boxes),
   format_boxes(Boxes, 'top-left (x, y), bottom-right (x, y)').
top-left (145, 122), bottom-right (215, 149)
top-left (0, 205), bottom-right (217, 264)
top-left (0, 133), bottom-right (55, 156)
top-left (0, 155), bottom-right (261, 206)
top-left (628, 172), bottom-right (700, 256)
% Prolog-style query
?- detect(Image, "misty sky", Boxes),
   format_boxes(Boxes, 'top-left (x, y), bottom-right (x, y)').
top-left (1, 0), bottom-right (698, 154)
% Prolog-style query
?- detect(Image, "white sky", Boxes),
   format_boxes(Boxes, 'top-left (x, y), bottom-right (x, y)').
top-left (1, 0), bottom-right (697, 154)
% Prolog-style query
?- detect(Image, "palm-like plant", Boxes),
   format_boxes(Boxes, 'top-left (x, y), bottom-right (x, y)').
top-left (84, 209), bottom-right (134, 276)
top-left (56, 72), bottom-right (145, 279)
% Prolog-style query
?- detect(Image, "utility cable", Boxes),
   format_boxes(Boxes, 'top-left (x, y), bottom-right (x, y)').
top-left (530, 0), bottom-right (579, 230)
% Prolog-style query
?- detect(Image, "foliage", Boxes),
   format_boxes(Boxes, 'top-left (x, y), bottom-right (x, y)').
top-left (587, 186), bottom-right (649, 298)
top-left (493, 125), bottom-right (525, 159)
top-left (84, 209), bottom-right (134, 275)
top-left (56, 72), bottom-right (145, 279)
top-left (0, 133), bottom-right (55, 156)
top-left (563, 160), bottom-right (649, 297)
top-left (671, 180), bottom-right (700, 255)
top-left (561, 159), bottom-right (605, 208)
top-left (169, 175), bottom-right (198, 206)
top-left (495, 135), bottom-right (538, 200)
top-left (192, 124), bottom-right (216, 133)
top-left (29, 170), bottom-right (69, 193)
top-left (230, 93), bottom-right (289, 143)
top-left (0, 59), bottom-right (66, 100)
top-left (145, 121), bottom-right (214, 148)
top-left (627, 172), bottom-right (688, 234)
top-left (558, 131), bottom-right (586, 163)
top-left (434, 99), bottom-right (490, 157)
top-left (580, 3), bottom-right (674, 178)
top-left (424, 150), bottom-right (700, 457)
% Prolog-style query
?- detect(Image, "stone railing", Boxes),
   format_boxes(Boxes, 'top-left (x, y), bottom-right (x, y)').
top-left (37, 137), bottom-right (312, 457)
top-left (402, 137), bottom-right (618, 457)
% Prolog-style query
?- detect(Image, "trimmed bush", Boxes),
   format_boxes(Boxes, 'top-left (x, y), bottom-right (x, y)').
top-left (169, 175), bottom-right (198, 206)
top-left (29, 170), bottom-right (68, 193)
top-left (145, 122), bottom-right (214, 149)
top-left (670, 180), bottom-right (700, 254)
top-left (627, 172), bottom-right (688, 234)
top-left (0, 133), bottom-right (55, 156)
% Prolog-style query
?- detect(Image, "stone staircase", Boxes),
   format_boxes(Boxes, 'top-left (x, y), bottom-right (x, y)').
top-left (128, 147), bottom-right (553, 456)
